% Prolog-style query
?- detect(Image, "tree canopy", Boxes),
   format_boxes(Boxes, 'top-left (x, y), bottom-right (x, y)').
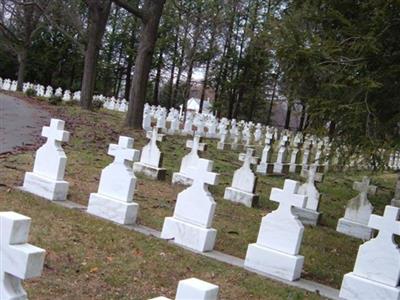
top-left (1, 0), bottom-right (399, 153)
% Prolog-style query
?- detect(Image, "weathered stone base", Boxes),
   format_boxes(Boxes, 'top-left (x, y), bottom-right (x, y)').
top-left (230, 143), bottom-right (243, 151)
top-left (340, 272), bottom-right (400, 300)
top-left (180, 131), bottom-right (193, 137)
top-left (87, 193), bottom-right (138, 225)
top-left (273, 163), bottom-right (290, 175)
top-left (217, 142), bottom-right (228, 150)
top-left (171, 172), bottom-right (193, 186)
top-left (223, 187), bottom-right (258, 207)
top-left (161, 217), bottom-right (217, 252)
top-left (336, 218), bottom-right (373, 240)
top-left (289, 164), bottom-right (302, 174)
top-left (133, 162), bottom-right (166, 180)
top-left (245, 243), bottom-right (304, 281)
top-left (292, 207), bottom-right (320, 226)
top-left (256, 163), bottom-right (274, 175)
top-left (22, 172), bottom-right (69, 201)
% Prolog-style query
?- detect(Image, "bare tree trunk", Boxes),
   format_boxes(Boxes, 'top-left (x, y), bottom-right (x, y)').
top-left (17, 50), bottom-right (27, 91)
top-left (153, 48), bottom-right (164, 105)
top-left (124, 28), bottom-right (137, 100)
top-left (125, 0), bottom-right (166, 128)
top-left (80, 0), bottom-right (111, 110)
top-left (298, 103), bottom-right (306, 131)
top-left (167, 20), bottom-right (180, 108)
top-left (266, 75), bottom-right (278, 125)
top-left (284, 101), bottom-right (292, 129)
top-left (199, 58), bottom-right (211, 113)
top-left (172, 26), bottom-right (188, 106)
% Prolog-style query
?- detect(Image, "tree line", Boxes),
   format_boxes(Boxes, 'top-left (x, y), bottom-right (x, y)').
top-left (1, 0), bottom-right (399, 154)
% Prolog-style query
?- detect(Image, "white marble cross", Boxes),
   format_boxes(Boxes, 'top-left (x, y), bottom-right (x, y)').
top-left (138, 127), bottom-right (164, 168)
top-left (146, 127), bottom-right (164, 142)
top-left (270, 179), bottom-right (307, 213)
top-left (109, 136), bottom-right (140, 164)
top-left (369, 205), bottom-right (400, 240)
top-left (173, 158), bottom-right (219, 227)
top-left (42, 118), bottom-right (70, 144)
top-left (187, 158), bottom-right (218, 187)
top-left (341, 205), bottom-right (400, 298)
top-left (239, 148), bottom-right (259, 167)
top-left (0, 212), bottom-right (46, 300)
top-left (187, 135), bottom-right (207, 153)
top-left (258, 180), bottom-right (306, 255)
top-left (298, 166), bottom-right (322, 211)
top-left (150, 277), bottom-right (219, 300)
top-left (33, 118), bottom-right (70, 180)
top-left (301, 166), bottom-right (323, 183)
top-left (353, 177), bottom-right (377, 198)
top-left (175, 278), bottom-right (219, 300)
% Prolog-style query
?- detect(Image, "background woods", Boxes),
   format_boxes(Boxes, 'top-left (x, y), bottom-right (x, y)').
top-left (0, 0), bottom-right (399, 151)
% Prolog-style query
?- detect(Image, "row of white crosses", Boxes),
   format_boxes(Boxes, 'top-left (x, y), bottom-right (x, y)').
top-left (143, 102), bottom-right (398, 172)
top-left (0, 77), bottom-right (131, 110)
top-left (15, 117), bottom-right (400, 299)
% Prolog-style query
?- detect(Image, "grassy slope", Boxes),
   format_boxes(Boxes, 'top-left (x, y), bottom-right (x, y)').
top-left (0, 97), bottom-right (396, 299)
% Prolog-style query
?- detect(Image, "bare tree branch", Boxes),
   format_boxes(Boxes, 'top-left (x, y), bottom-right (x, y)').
top-left (113, 0), bottom-right (144, 20)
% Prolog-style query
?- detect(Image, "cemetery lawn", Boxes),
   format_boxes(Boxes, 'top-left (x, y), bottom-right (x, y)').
top-left (1, 95), bottom-right (397, 299)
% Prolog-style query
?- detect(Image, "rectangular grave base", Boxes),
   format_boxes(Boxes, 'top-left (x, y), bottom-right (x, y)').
top-left (340, 272), bottom-right (400, 300)
top-left (161, 217), bottom-right (216, 252)
top-left (171, 172), bottom-right (193, 186)
top-left (292, 207), bottom-right (320, 226)
top-left (133, 162), bottom-right (166, 180)
top-left (256, 163), bottom-right (274, 175)
top-left (230, 143), bottom-right (243, 151)
top-left (273, 163), bottom-right (290, 175)
top-left (217, 142), bottom-right (228, 150)
top-left (336, 218), bottom-right (373, 240)
top-left (289, 164), bottom-right (302, 174)
top-left (223, 187), bottom-right (258, 208)
top-left (244, 243), bottom-right (304, 281)
top-left (22, 172), bottom-right (69, 201)
top-left (87, 193), bottom-right (138, 225)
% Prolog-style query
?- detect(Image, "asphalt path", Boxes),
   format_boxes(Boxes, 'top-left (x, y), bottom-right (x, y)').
top-left (0, 92), bottom-right (50, 154)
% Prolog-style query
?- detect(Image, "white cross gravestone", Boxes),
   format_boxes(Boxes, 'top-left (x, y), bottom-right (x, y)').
top-left (87, 136), bottom-right (141, 225)
top-left (289, 134), bottom-right (303, 173)
top-left (142, 110), bottom-right (152, 132)
top-left (254, 124), bottom-right (263, 144)
top-left (256, 132), bottom-right (274, 175)
top-left (340, 205), bottom-right (400, 300)
top-left (150, 277), bottom-right (219, 300)
top-left (337, 176), bottom-right (377, 240)
top-left (133, 127), bottom-right (166, 180)
top-left (172, 135), bottom-right (207, 186)
top-left (224, 148), bottom-right (259, 207)
top-left (217, 128), bottom-right (228, 150)
top-left (244, 179), bottom-right (307, 281)
top-left (391, 174), bottom-right (400, 207)
top-left (0, 212), bottom-right (46, 300)
top-left (161, 158), bottom-right (219, 252)
top-left (273, 135), bottom-right (289, 174)
top-left (293, 166), bottom-right (323, 226)
top-left (168, 114), bottom-right (180, 135)
top-left (301, 139), bottom-right (312, 171)
top-left (22, 119), bottom-right (70, 201)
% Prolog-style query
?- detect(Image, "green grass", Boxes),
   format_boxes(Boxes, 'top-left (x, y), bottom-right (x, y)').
top-left (0, 96), bottom-right (397, 299)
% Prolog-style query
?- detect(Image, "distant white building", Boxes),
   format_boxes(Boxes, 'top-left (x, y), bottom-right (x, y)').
top-left (180, 97), bottom-right (213, 116)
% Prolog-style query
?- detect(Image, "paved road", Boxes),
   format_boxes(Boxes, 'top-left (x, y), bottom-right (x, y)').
top-left (0, 92), bottom-right (50, 154)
